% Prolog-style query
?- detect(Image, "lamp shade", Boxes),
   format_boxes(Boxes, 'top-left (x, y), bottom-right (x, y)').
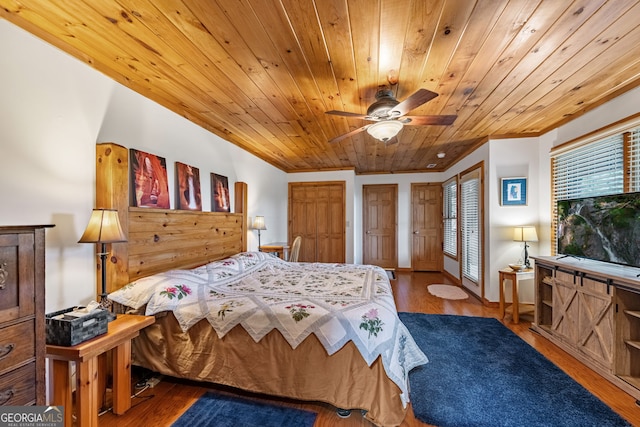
top-left (252, 216), bottom-right (267, 231)
top-left (513, 226), bottom-right (538, 242)
top-left (366, 120), bottom-right (403, 142)
top-left (78, 209), bottom-right (127, 243)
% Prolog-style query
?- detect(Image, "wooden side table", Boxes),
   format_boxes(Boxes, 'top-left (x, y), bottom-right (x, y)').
top-left (259, 241), bottom-right (290, 260)
top-left (46, 314), bottom-right (155, 427)
top-left (499, 268), bottom-right (535, 324)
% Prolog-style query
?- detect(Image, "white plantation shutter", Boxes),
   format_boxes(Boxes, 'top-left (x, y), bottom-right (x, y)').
top-left (461, 169), bottom-right (480, 283)
top-left (443, 177), bottom-right (457, 257)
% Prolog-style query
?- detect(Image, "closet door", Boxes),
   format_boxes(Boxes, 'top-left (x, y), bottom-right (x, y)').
top-left (289, 184), bottom-right (318, 262)
top-left (315, 184), bottom-right (345, 263)
top-left (288, 182), bottom-right (345, 263)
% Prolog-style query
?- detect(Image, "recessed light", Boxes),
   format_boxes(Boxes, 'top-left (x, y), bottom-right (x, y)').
top-left (437, 152), bottom-right (446, 158)
top-left (426, 163), bottom-right (437, 168)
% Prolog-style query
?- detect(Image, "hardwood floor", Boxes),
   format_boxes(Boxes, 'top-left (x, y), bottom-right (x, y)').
top-left (98, 271), bottom-right (640, 427)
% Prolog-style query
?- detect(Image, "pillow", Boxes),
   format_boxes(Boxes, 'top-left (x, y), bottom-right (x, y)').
top-left (108, 276), bottom-right (163, 309)
top-left (109, 268), bottom-right (205, 309)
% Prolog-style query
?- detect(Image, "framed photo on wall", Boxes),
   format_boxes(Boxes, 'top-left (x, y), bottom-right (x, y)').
top-left (211, 173), bottom-right (230, 212)
top-left (130, 149), bottom-right (170, 208)
top-left (176, 162), bottom-right (202, 211)
top-left (501, 177), bottom-right (527, 206)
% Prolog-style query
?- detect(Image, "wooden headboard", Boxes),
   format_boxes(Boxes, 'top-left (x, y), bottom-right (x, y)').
top-left (95, 142), bottom-right (248, 293)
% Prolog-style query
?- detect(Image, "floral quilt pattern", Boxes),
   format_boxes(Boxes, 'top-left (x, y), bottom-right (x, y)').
top-left (109, 251), bottom-right (428, 406)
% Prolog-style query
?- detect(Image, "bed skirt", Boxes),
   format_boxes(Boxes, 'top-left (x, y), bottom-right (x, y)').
top-left (131, 312), bottom-right (407, 426)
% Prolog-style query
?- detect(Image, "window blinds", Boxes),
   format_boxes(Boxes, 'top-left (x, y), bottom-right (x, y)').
top-left (461, 170), bottom-right (480, 282)
top-left (442, 178), bottom-right (457, 257)
top-left (552, 134), bottom-right (624, 201)
top-left (550, 125), bottom-right (640, 254)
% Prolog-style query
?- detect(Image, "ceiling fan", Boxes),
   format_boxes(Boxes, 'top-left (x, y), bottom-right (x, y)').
top-left (325, 88), bottom-right (457, 144)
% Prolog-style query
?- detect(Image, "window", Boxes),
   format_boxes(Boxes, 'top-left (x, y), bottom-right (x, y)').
top-left (442, 177), bottom-right (457, 258)
top-left (629, 129), bottom-right (640, 191)
top-left (460, 168), bottom-right (481, 283)
top-left (552, 135), bottom-right (624, 201)
top-left (550, 117), bottom-right (640, 253)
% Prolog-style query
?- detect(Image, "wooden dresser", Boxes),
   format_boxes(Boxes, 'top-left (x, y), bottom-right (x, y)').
top-left (0, 225), bottom-right (52, 406)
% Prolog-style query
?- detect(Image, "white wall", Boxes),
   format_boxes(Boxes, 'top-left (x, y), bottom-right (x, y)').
top-left (537, 85), bottom-right (640, 258)
top-left (356, 172), bottom-right (445, 267)
top-left (488, 137), bottom-right (539, 303)
top-left (0, 20), bottom-right (286, 312)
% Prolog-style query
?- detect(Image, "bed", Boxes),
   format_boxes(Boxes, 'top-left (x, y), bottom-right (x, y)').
top-left (94, 143), bottom-right (428, 426)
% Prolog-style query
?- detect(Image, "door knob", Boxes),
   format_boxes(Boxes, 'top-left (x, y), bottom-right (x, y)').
top-left (413, 231), bottom-right (419, 234)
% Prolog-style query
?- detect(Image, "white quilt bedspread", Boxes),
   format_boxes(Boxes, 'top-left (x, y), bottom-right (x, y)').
top-left (109, 251), bottom-right (428, 405)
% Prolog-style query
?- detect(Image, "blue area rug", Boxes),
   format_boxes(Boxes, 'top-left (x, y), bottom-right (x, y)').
top-left (399, 313), bottom-right (631, 427)
top-left (171, 392), bottom-right (317, 427)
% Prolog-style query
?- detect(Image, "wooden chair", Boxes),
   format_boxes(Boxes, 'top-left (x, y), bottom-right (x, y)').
top-left (289, 236), bottom-right (302, 262)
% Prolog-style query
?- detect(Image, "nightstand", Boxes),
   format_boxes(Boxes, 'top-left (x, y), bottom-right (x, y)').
top-left (46, 314), bottom-right (155, 427)
top-left (499, 268), bottom-right (535, 324)
top-left (259, 242), bottom-right (290, 260)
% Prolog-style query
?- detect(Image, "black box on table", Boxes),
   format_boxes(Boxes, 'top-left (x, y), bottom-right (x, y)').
top-left (45, 307), bottom-right (110, 346)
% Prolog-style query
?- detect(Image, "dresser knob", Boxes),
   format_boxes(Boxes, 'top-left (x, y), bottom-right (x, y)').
top-left (0, 343), bottom-right (14, 360)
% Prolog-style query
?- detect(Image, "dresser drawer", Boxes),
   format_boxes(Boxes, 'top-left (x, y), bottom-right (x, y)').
top-left (0, 320), bottom-right (35, 375)
top-left (0, 232), bottom-right (36, 324)
top-left (0, 362), bottom-right (36, 406)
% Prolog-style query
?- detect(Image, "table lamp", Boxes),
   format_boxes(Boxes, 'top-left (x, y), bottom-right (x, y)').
top-left (79, 209), bottom-right (127, 306)
top-left (252, 216), bottom-right (267, 249)
top-left (513, 226), bottom-right (538, 269)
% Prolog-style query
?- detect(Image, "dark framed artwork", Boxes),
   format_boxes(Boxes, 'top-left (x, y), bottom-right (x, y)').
top-left (130, 149), bottom-right (170, 208)
top-left (176, 162), bottom-right (202, 211)
top-left (211, 173), bottom-right (230, 212)
top-left (501, 177), bottom-right (527, 206)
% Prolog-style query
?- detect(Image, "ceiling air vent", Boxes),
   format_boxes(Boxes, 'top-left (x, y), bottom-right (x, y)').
top-left (426, 163), bottom-right (437, 168)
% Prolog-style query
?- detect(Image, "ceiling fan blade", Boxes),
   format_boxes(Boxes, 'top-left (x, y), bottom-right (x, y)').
top-left (328, 125), bottom-right (368, 143)
top-left (402, 115), bottom-right (457, 126)
top-left (325, 110), bottom-right (369, 119)
top-left (390, 89), bottom-right (439, 116)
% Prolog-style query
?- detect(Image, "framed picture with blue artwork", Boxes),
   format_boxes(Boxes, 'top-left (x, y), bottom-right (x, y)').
top-left (501, 177), bottom-right (527, 206)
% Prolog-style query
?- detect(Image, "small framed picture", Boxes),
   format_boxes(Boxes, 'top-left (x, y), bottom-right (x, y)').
top-left (130, 149), bottom-right (170, 209)
top-left (501, 177), bottom-right (527, 206)
top-left (176, 162), bottom-right (202, 211)
top-left (211, 173), bottom-right (231, 212)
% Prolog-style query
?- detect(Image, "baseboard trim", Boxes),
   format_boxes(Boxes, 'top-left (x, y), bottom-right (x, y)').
top-left (443, 270), bottom-right (460, 286)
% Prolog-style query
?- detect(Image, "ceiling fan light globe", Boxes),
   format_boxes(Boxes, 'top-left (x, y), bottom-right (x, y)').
top-left (366, 120), bottom-right (403, 141)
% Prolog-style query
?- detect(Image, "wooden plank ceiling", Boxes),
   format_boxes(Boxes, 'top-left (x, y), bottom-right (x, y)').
top-left (2, 0), bottom-right (640, 174)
